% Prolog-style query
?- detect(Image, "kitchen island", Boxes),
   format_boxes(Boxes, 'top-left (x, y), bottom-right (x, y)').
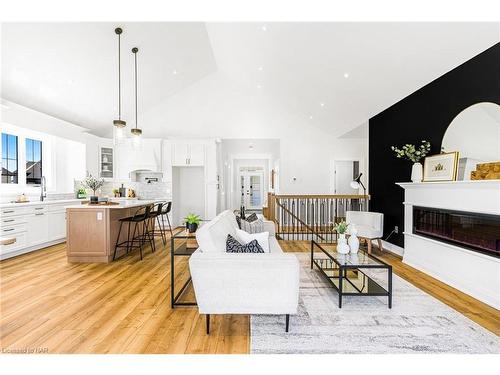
top-left (66, 200), bottom-right (164, 263)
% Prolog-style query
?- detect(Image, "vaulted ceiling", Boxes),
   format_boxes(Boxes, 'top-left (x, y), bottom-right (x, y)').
top-left (2, 22), bottom-right (499, 138)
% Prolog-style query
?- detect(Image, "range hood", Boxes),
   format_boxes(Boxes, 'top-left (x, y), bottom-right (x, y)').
top-left (129, 169), bottom-right (163, 183)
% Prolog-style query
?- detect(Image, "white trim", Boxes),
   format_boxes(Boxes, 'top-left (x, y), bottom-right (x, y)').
top-left (404, 232), bottom-right (499, 262)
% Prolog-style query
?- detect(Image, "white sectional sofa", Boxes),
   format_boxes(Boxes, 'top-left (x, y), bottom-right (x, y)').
top-left (189, 210), bottom-right (300, 333)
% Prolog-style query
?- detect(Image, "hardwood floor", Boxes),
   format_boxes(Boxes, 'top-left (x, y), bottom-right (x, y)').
top-left (0, 234), bottom-right (248, 354)
top-left (1, 237), bottom-right (498, 354)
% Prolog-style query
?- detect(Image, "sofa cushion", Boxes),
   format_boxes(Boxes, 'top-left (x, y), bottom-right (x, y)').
top-left (226, 234), bottom-right (264, 253)
top-left (196, 210), bottom-right (239, 253)
top-left (235, 229), bottom-right (270, 253)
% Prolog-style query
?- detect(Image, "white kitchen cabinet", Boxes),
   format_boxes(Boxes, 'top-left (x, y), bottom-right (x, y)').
top-left (161, 140), bottom-right (173, 182)
top-left (171, 141), bottom-right (205, 166)
top-left (0, 232), bottom-right (27, 256)
top-left (26, 212), bottom-right (49, 246)
top-left (172, 142), bottom-right (190, 166)
top-left (99, 146), bottom-right (114, 179)
top-left (189, 143), bottom-right (205, 166)
top-left (0, 200), bottom-right (80, 260)
top-left (48, 211), bottom-right (66, 240)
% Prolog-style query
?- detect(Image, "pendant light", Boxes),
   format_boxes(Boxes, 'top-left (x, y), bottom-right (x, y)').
top-left (131, 46), bottom-right (142, 147)
top-left (113, 27), bottom-right (126, 144)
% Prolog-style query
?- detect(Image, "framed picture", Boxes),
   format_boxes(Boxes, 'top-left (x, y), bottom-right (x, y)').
top-left (423, 152), bottom-right (459, 182)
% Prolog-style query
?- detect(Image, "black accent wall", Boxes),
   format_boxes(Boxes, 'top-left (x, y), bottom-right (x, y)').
top-left (368, 42), bottom-right (500, 248)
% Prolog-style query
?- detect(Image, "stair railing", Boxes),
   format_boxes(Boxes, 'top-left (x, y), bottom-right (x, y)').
top-left (267, 193), bottom-right (370, 243)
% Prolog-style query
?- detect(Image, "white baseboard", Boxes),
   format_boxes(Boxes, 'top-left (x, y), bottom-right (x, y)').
top-left (374, 240), bottom-right (404, 257)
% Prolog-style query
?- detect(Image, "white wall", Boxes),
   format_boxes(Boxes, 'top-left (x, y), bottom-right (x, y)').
top-left (172, 166), bottom-right (205, 226)
top-left (279, 129), bottom-right (367, 194)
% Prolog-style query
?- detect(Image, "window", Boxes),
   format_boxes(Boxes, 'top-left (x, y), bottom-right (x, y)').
top-left (1, 133), bottom-right (18, 184)
top-left (25, 138), bottom-right (43, 184)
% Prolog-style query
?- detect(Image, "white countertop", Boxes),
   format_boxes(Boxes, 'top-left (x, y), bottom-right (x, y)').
top-left (0, 199), bottom-right (83, 209)
top-left (65, 199), bottom-right (168, 209)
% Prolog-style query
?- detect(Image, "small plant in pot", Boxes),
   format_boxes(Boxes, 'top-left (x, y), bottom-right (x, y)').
top-left (391, 140), bottom-right (431, 182)
top-left (82, 174), bottom-right (104, 204)
top-left (334, 221), bottom-right (350, 254)
top-left (184, 213), bottom-right (201, 233)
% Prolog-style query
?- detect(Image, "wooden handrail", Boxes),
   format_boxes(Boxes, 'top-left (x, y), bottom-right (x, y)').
top-left (275, 194), bottom-right (370, 199)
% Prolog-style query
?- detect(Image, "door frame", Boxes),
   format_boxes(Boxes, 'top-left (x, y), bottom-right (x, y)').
top-left (331, 158), bottom-right (366, 194)
top-left (228, 154), bottom-right (273, 211)
top-left (238, 169), bottom-right (265, 210)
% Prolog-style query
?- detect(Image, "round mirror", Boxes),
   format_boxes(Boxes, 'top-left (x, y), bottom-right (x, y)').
top-left (442, 102), bottom-right (500, 179)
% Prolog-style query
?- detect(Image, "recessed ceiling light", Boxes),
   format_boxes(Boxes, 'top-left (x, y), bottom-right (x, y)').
top-left (257, 84), bottom-right (262, 89)
top-left (258, 66), bottom-right (263, 71)
top-left (344, 73), bottom-right (349, 78)
top-left (309, 115), bottom-right (313, 120)
top-left (172, 69), bottom-right (178, 75)
top-left (261, 25), bottom-right (267, 31)
top-left (320, 102), bottom-right (325, 107)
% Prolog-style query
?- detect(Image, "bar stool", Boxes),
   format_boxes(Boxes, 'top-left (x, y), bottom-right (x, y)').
top-left (113, 204), bottom-right (154, 261)
top-left (150, 201), bottom-right (173, 242)
top-left (148, 202), bottom-right (165, 248)
top-left (159, 201), bottom-right (173, 237)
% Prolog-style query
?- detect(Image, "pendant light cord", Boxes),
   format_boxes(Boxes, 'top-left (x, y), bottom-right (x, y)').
top-left (118, 32), bottom-right (121, 120)
top-left (134, 49), bottom-right (138, 129)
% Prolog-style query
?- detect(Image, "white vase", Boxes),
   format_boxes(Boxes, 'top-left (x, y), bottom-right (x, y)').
top-left (411, 162), bottom-right (423, 182)
top-left (348, 224), bottom-right (360, 254)
top-left (337, 233), bottom-right (350, 254)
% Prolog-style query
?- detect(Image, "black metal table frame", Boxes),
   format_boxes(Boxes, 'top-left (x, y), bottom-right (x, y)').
top-left (170, 230), bottom-right (198, 308)
top-left (311, 240), bottom-right (392, 308)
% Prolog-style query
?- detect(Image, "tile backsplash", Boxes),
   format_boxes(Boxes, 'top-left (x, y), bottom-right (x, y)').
top-left (75, 180), bottom-right (171, 200)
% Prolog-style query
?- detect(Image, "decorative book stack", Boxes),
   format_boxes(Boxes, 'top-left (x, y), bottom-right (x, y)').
top-left (470, 161), bottom-right (500, 180)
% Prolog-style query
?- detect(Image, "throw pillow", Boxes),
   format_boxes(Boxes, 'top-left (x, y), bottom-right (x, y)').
top-left (225, 234), bottom-right (264, 253)
top-left (246, 213), bottom-right (258, 222)
top-left (240, 218), bottom-right (265, 234)
top-left (235, 229), bottom-right (270, 253)
top-left (235, 215), bottom-right (242, 229)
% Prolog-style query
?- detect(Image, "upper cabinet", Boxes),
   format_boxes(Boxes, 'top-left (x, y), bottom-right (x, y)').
top-left (99, 146), bottom-right (114, 179)
top-left (171, 141), bottom-right (205, 166)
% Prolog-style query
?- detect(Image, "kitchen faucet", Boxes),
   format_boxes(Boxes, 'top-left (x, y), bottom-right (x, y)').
top-left (40, 176), bottom-right (47, 201)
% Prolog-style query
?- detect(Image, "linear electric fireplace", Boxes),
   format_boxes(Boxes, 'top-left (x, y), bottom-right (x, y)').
top-left (413, 206), bottom-right (500, 258)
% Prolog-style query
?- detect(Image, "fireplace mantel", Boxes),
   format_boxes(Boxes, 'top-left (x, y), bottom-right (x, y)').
top-left (397, 180), bottom-right (500, 309)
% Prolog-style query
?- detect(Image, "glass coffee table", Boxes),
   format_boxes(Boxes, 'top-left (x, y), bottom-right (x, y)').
top-left (311, 240), bottom-right (392, 308)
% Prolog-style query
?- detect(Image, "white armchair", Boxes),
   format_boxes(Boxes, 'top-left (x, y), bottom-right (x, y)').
top-left (346, 211), bottom-right (384, 254)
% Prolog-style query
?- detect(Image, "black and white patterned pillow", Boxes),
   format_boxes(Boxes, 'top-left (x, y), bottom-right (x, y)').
top-left (246, 213), bottom-right (258, 222)
top-left (235, 215), bottom-right (242, 229)
top-left (226, 234), bottom-right (264, 253)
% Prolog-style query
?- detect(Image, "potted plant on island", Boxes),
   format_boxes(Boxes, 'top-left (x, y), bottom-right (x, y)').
top-left (391, 140), bottom-right (431, 182)
top-left (76, 188), bottom-right (87, 199)
top-left (334, 220), bottom-right (350, 254)
top-left (184, 213), bottom-right (201, 233)
top-left (82, 174), bottom-right (104, 204)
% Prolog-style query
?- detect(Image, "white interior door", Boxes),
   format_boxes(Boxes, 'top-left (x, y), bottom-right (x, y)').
top-left (334, 160), bottom-right (359, 194)
top-left (239, 171), bottom-right (264, 210)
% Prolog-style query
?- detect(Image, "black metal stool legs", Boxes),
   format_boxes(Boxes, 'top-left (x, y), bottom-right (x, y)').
top-left (113, 220), bottom-right (124, 261)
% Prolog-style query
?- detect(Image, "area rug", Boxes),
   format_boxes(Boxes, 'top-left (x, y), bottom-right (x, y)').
top-left (250, 253), bottom-right (500, 354)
